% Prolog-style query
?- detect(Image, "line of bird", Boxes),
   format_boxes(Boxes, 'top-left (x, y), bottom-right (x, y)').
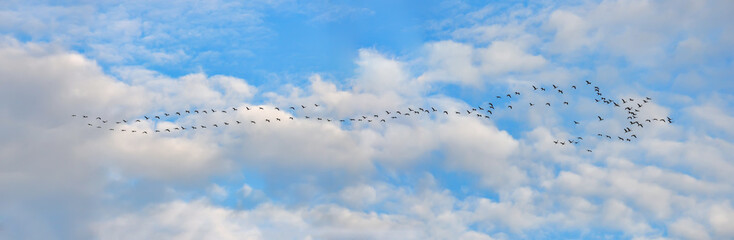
top-left (73, 80), bottom-right (673, 152)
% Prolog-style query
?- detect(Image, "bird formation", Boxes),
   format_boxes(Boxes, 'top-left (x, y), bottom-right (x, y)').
top-left (72, 80), bottom-right (673, 153)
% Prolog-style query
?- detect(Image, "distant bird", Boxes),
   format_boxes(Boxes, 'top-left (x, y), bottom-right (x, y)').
top-left (574, 121), bottom-right (579, 124)
top-left (558, 89), bottom-right (563, 94)
top-left (251, 121), bottom-right (256, 124)
top-left (553, 84), bottom-right (557, 89)
top-left (508, 105), bottom-right (513, 109)
top-left (176, 112), bottom-right (181, 115)
top-left (586, 80), bottom-right (591, 85)
top-left (572, 85), bottom-right (576, 89)
top-left (541, 87), bottom-right (546, 91)
top-left (587, 149), bottom-right (592, 152)
top-left (529, 103), bottom-right (534, 106)
top-left (563, 102), bottom-right (569, 105)
top-left (314, 104), bottom-right (319, 107)
top-left (532, 85), bottom-right (537, 90)
top-left (598, 116), bottom-right (604, 121)
top-left (545, 103), bottom-right (551, 106)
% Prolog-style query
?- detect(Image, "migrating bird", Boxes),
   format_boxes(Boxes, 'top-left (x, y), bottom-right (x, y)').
top-left (586, 80), bottom-right (591, 85)
top-left (598, 116), bottom-right (604, 121)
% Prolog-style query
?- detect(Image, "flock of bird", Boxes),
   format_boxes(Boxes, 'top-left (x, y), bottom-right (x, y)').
top-left (72, 80), bottom-right (673, 152)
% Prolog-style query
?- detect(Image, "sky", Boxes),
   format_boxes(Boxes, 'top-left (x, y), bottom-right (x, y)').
top-left (1, 0), bottom-right (733, 239)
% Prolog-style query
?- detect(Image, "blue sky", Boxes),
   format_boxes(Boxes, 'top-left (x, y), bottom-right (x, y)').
top-left (1, 0), bottom-right (734, 239)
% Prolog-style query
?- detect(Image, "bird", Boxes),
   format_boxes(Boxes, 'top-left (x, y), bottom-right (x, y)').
top-left (213, 124), bottom-right (218, 127)
top-left (506, 94), bottom-right (512, 98)
top-left (266, 119), bottom-right (271, 122)
top-left (236, 121), bottom-right (241, 124)
top-left (587, 149), bottom-right (592, 152)
top-left (586, 80), bottom-right (591, 85)
top-left (290, 107), bottom-right (295, 110)
top-left (574, 121), bottom-right (579, 124)
top-left (444, 111), bottom-right (448, 114)
top-left (572, 85), bottom-right (576, 89)
top-left (275, 107), bottom-right (280, 111)
top-left (144, 116), bottom-right (149, 120)
top-left (508, 105), bottom-right (513, 109)
top-left (541, 87), bottom-right (546, 91)
top-left (185, 110), bottom-right (190, 113)
top-left (545, 103), bottom-right (551, 106)
top-left (529, 103), bottom-right (534, 106)
top-left (598, 116), bottom-right (604, 121)
top-left (558, 89), bottom-right (564, 94)
top-left (314, 104), bottom-right (319, 107)
top-left (251, 121), bottom-right (256, 124)
top-left (176, 112), bottom-right (181, 115)
top-left (563, 102), bottom-right (569, 105)
top-left (515, 92), bottom-right (520, 95)
top-left (532, 85), bottom-right (537, 90)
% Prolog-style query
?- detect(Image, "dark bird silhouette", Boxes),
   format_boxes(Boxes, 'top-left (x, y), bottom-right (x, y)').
top-left (202, 110), bottom-right (208, 114)
top-left (563, 102), bottom-right (569, 105)
top-left (290, 107), bottom-right (295, 110)
top-left (558, 89), bottom-right (563, 94)
top-left (301, 105), bottom-right (306, 108)
top-left (515, 92), bottom-right (520, 95)
top-left (487, 110), bottom-right (492, 114)
top-left (136, 120), bottom-right (141, 122)
top-left (553, 84), bottom-right (557, 89)
top-left (236, 121), bottom-right (241, 124)
top-left (598, 116), bottom-right (604, 121)
top-left (213, 124), bottom-right (218, 127)
top-left (508, 105), bottom-right (513, 109)
top-left (176, 112), bottom-right (181, 115)
top-left (506, 94), bottom-right (512, 98)
top-left (585, 80), bottom-right (591, 85)
top-left (314, 104), bottom-right (319, 107)
top-left (165, 113), bottom-right (169, 116)
top-left (251, 121), bottom-right (256, 124)
top-left (145, 116), bottom-right (149, 119)
top-left (545, 103), bottom-right (551, 106)
top-left (574, 121), bottom-right (579, 124)
top-left (587, 149), bottom-right (592, 152)
top-left (275, 107), bottom-right (280, 111)
top-left (222, 110), bottom-right (227, 113)
top-left (572, 85), bottom-right (576, 89)
top-left (496, 96), bottom-right (501, 99)
top-left (232, 108), bottom-right (237, 111)
top-left (529, 103), bottom-right (534, 106)
top-left (532, 85), bottom-right (537, 90)
top-left (259, 107), bottom-right (264, 110)
top-left (266, 119), bottom-right (271, 122)
top-left (541, 87), bottom-right (546, 91)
